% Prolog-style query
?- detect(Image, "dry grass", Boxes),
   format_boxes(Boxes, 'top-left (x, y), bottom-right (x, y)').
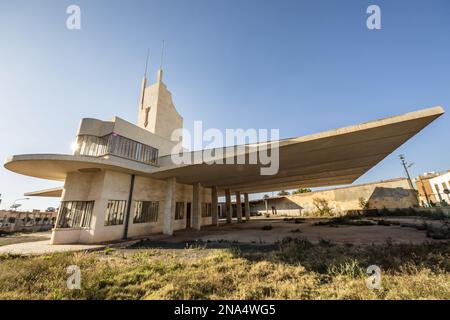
top-left (0, 239), bottom-right (448, 300)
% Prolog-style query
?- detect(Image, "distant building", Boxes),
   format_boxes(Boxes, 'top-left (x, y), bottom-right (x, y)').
top-left (0, 210), bottom-right (57, 232)
top-left (416, 171), bottom-right (450, 207)
top-left (249, 178), bottom-right (418, 216)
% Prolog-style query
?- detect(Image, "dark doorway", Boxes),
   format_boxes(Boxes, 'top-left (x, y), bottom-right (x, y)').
top-left (186, 202), bottom-right (191, 229)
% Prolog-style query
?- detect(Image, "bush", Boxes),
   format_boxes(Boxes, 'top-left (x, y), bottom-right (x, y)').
top-left (314, 215), bottom-right (371, 227)
top-left (313, 198), bottom-right (334, 217)
top-left (425, 223), bottom-right (450, 240)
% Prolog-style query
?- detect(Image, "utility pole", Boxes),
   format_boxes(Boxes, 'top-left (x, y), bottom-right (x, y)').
top-left (399, 154), bottom-right (415, 190)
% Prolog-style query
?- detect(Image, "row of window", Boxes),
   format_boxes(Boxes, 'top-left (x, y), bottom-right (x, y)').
top-left (57, 200), bottom-right (212, 228)
top-left (433, 181), bottom-right (450, 202)
top-left (0, 217), bottom-right (55, 224)
top-left (74, 133), bottom-right (159, 166)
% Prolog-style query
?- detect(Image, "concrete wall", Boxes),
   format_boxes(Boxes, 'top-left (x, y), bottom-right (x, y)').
top-left (51, 170), bottom-right (212, 244)
top-left (137, 80), bottom-right (183, 145)
top-left (251, 178), bottom-right (418, 217)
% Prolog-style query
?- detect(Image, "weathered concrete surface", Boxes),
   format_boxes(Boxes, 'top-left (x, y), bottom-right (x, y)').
top-left (137, 72), bottom-right (183, 143)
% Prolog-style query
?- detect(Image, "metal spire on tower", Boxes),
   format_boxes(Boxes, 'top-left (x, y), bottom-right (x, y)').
top-left (144, 48), bottom-right (150, 78)
top-left (157, 40), bottom-right (165, 82)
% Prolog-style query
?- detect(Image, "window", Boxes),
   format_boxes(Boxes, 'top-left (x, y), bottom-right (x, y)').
top-left (133, 201), bottom-right (159, 223)
top-left (104, 200), bottom-right (127, 226)
top-left (434, 184), bottom-right (443, 201)
top-left (74, 134), bottom-right (159, 166)
top-left (175, 202), bottom-right (185, 220)
top-left (201, 203), bottom-right (212, 217)
top-left (56, 201), bottom-right (94, 228)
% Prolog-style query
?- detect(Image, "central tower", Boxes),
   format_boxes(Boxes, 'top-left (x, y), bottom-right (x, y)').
top-left (137, 65), bottom-right (183, 143)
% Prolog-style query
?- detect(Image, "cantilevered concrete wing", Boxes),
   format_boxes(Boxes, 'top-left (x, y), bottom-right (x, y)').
top-left (4, 106), bottom-right (445, 195)
top-left (24, 187), bottom-right (63, 197)
top-left (148, 106), bottom-right (445, 194)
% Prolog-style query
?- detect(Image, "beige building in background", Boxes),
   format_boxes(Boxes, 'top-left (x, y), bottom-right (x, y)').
top-left (3, 62), bottom-right (445, 244)
top-left (416, 171), bottom-right (450, 206)
top-left (250, 178), bottom-right (418, 216)
top-left (0, 210), bottom-right (57, 233)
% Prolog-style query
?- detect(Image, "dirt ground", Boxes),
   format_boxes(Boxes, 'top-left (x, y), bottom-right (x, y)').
top-left (132, 216), bottom-right (446, 247)
top-left (0, 216), bottom-right (445, 254)
top-left (0, 230), bottom-right (51, 247)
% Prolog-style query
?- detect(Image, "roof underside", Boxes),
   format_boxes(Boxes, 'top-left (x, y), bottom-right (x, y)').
top-left (24, 187), bottom-right (63, 197)
top-left (5, 106), bottom-right (444, 196)
top-left (149, 107), bottom-right (444, 194)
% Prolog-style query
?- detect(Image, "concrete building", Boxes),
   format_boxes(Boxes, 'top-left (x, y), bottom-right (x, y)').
top-left (416, 171), bottom-right (450, 207)
top-left (3, 64), bottom-right (445, 244)
top-left (250, 178), bottom-right (418, 217)
top-left (0, 210), bottom-right (57, 233)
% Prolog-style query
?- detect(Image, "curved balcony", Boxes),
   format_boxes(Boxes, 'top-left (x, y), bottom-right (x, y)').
top-left (73, 133), bottom-right (159, 166)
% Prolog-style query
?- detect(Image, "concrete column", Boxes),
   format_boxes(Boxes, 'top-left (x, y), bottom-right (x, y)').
top-left (211, 186), bottom-right (219, 227)
top-left (235, 191), bottom-right (242, 222)
top-left (225, 188), bottom-right (232, 223)
top-left (192, 183), bottom-right (202, 230)
top-left (244, 193), bottom-right (250, 221)
top-left (163, 177), bottom-right (176, 235)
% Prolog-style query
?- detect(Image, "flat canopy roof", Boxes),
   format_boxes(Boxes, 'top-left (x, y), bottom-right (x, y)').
top-left (149, 106), bottom-right (444, 194)
top-left (25, 187), bottom-right (63, 197)
top-left (5, 106), bottom-right (444, 196)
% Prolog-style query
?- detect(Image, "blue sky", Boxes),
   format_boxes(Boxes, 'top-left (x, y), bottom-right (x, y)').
top-left (0, 0), bottom-right (448, 210)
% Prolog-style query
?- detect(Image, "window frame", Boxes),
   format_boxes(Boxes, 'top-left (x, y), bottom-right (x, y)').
top-left (104, 200), bottom-right (127, 226)
top-left (133, 200), bottom-right (159, 224)
top-left (56, 201), bottom-right (94, 229)
top-left (175, 202), bottom-right (185, 220)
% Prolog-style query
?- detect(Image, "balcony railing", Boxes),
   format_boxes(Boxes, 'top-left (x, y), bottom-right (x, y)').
top-left (74, 133), bottom-right (159, 166)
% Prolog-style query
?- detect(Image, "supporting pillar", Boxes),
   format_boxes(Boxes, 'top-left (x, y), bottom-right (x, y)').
top-left (211, 186), bottom-right (219, 227)
top-left (192, 183), bottom-right (202, 230)
top-left (244, 193), bottom-right (250, 221)
top-left (225, 188), bottom-right (232, 223)
top-left (163, 177), bottom-right (176, 235)
top-left (235, 191), bottom-right (242, 222)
